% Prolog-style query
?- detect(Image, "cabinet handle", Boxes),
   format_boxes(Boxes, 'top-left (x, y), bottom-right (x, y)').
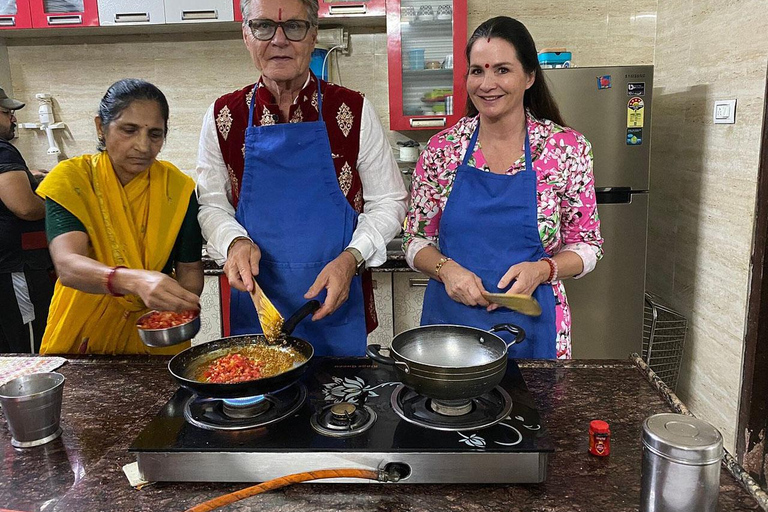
top-left (114, 12), bottom-right (150, 23)
top-left (409, 278), bottom-right (429, 288)
top-left (182, 10), bottom-right (218, 20)
top-left (0, 17), bottom-right (15, 26)
top-left (328, 5), bottom-right (367, 15)
top-left (47, 15), bottom-right (82, 25)
top-left (410, 117), bottom-right (447, 128)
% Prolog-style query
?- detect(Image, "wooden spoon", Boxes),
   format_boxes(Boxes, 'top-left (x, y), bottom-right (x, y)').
top-left (482, 292), bottom-right (542, 316)
top-left (249, 278), bottom-right (284, 342)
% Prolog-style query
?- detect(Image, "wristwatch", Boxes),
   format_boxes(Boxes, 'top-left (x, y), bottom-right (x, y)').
top-left (344, 247), bottom-right (366, 275)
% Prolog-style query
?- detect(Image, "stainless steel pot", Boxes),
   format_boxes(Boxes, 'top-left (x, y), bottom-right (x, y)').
top-left (366, 323), bottom-right (525, 400)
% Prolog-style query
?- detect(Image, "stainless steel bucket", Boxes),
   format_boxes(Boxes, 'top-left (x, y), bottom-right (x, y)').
top-left (0, 372), bottom-right (65, 448)
top-left (640, 413), bottom-right (723, 512)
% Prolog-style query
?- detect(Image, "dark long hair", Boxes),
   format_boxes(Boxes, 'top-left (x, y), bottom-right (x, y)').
top-left (465, 17), bottom-right (565, 126)
top-left (97, 78), bottom-right (170, 151)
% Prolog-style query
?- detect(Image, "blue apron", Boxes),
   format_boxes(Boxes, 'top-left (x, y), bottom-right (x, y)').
top-left (420, 122), bottom-right (557, 358)
top-left (231, 80), bottom-right (367, 356)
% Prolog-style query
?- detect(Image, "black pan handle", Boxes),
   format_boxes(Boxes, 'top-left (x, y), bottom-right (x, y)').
top-left (490, 323), bottom-right (526, 348)
top-left (366, 344), bottom-right (412, 373)
top-left (281, 300), bottom-right (321, 336)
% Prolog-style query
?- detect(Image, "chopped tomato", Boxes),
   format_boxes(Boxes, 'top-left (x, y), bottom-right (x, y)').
top-left (203, 353), bottom-right (265, 383)
top-left (137, 310), bottom-right (197, 330)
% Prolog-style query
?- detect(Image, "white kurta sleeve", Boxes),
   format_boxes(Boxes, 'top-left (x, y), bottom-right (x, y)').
top-left (195, 103), bottom-right (250, 265)
top-left (348, 98), bottom-right (408, 267)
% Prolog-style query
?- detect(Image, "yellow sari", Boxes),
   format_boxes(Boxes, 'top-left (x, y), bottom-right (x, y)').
top-left (36, 153), bottom-right (196, 355)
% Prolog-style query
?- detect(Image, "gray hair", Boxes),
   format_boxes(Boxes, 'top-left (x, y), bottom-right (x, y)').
top-left (240, 0), bottom-right (319, 27)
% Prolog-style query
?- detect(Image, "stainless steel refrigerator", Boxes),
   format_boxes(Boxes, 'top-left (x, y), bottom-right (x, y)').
top-left (543, 65), bottom-right (652, 358)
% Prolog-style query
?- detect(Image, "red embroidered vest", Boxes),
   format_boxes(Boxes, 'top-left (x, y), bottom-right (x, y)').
top-left (212, 76), bottom-right (378, 333)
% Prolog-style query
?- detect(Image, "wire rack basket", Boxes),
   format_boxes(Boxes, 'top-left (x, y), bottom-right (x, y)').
top-left (642, 292), bottom-right (687, 391)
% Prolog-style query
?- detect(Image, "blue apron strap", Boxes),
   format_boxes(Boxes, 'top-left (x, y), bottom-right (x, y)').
top-left (463, 121), bottom-right (481, 166)
top-left (247, 83), bottom-right (258, 127)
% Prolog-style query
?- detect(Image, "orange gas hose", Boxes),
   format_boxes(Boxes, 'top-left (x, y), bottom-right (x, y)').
top-left (185, 468), bottom-right (382, 512)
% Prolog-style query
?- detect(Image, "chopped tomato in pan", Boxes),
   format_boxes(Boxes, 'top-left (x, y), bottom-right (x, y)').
top-left (203, 353), bottom-right (265, 383)
top-left (138, 310), bottom-right (197, 330)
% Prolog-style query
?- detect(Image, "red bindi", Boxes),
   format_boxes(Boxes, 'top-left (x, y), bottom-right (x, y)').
top-left (278, 8), bottom-right (282, 20)
top-left (485, 63), bottom-right (490, 68)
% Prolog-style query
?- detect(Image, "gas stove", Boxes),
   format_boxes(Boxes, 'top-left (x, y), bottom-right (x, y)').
top-left (129, 357), bottom-right (553, 483)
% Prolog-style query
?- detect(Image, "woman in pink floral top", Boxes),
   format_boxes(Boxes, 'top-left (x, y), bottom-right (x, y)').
top-left (403, 16), bottom-right (603, 359)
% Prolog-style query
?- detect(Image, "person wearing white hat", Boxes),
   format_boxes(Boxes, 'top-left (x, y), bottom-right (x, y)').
top-left (0, 87), bottom-right (54, 353)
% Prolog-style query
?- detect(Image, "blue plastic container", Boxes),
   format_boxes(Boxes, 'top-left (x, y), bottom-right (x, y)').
top-left (538, 51), bottom-right (572, 69)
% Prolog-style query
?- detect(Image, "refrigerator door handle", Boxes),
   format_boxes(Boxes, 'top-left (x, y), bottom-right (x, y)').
top-left (595, 187), bottom-right (636, 204)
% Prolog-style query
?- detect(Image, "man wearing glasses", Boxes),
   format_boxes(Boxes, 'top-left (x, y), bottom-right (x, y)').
top-left (196, 0), bottom-right (407, 356)
top-left (0, 87), bottom-right (52, 353)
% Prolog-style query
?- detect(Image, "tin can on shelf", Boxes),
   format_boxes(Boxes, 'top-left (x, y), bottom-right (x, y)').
top-left (641, 413), bottom-right (723, 512)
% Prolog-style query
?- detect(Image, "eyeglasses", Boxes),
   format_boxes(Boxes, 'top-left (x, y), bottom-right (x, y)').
top-left (247, 19), bottom-right (312, 42)
top-left (0, 109), bottom-right (15, 117)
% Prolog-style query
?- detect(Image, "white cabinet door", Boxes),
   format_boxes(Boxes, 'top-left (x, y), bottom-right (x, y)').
top-left (367, 273), bottom-right (393, 348)
top-left (97, 0), bottom-right (165, 25)
top-left (393, 271), bottom-right (428, 335)
top-left (164, 0), bottom-right (233, 23)
top-left (192, 275), bottom-right (222, 346)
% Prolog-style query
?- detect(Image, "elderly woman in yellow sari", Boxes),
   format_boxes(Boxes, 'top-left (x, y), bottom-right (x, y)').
top-left (36, 79), bottom-right (203, 355)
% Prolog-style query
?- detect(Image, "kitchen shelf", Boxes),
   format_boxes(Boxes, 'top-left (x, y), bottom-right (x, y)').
top-left (402, 68), bottom-right (452, 77)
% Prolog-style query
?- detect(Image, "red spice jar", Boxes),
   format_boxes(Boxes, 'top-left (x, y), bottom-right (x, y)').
top-left (589, 420), bottom-right (611, 456)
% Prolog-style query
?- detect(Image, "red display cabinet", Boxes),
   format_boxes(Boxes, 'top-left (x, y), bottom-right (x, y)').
top-left (318, 0), bottom-right (385, 19)
top-left (387, 0), bottom-right (467, 130)
top-left (0, 0), bottom-right (33, 30)
top-left (233, 0), bottom-right (241, 22)
top-left (29, 0), bottom-right (98, 28)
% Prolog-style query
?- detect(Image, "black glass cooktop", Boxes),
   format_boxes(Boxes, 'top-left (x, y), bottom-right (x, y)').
top-left (130, 357), bottom-right (553, 455)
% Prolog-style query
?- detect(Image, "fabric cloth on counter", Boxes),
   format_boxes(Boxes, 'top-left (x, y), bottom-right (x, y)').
top-left (403, 111), bottom-right (604, 358)
top-left (196, 73), bottom-right (407, 334)
top-left (0, 356), bottom-right (66, 386)
top-left (35, 153), bottom-right (196, 355)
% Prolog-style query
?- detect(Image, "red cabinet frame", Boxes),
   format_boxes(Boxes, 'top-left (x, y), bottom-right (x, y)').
top-left (29, 0), bottom-right (98, 28)
top-left (0, 0), bottom-right (33, 30)
top-left (387, 0), bottom-right (467, 131)
top-left (233, 0), bottom-right (242, 22)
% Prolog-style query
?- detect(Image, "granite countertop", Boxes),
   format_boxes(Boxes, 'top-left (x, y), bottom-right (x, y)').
top-left (0, 356), bottom-right (762, 512)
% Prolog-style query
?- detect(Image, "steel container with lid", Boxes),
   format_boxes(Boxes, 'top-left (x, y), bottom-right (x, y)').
top-left (640, 413), bottom-right (723, 512)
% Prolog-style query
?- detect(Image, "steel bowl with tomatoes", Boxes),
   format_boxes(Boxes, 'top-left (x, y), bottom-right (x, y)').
top-left (136, 310), bottom-right (201, 348)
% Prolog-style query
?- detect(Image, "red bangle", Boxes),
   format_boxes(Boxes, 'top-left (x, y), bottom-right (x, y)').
top-left (541, 257), bottom-right (556, 283)
top-left (106, 266), bottom-right (126, 297)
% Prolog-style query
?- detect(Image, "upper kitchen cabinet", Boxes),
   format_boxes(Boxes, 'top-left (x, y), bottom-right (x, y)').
top-left (387, 0), bottom-right (467, 131)
top-left (97, 0), bottom-right (164, 26)
top-left (0, 0), bottom-right (32, 29)
top-left (29, 0), bottom-right (98, 28)
top-left (318, 0), bottom-right (385, 20)
top-left (165, 0), bottom-right (233, 24)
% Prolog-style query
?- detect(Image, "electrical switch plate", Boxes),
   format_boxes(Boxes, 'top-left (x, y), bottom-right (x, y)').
top-left (713, 99), bottom-right (737, 124)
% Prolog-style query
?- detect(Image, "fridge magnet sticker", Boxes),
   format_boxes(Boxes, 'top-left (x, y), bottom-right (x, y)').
top-left (597, 75), bottom-right (612, 90)
top-left (627, 97), bottom-right (645, 128)
top-left (627, 82), bottom-right (645, 96)
top-left (627, 128), bottom-right (643, 145)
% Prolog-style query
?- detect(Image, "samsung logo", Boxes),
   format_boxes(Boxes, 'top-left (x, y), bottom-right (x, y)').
top-left (625, 74), bottom-right (646, 78)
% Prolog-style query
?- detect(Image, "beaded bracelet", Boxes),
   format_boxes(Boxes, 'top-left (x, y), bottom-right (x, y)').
top-left (541, 257), bottom-right (558, 283)
top-left (435, 257), bottom-right (452, 280)
top-left (106, 266), bottom-right (126, 297)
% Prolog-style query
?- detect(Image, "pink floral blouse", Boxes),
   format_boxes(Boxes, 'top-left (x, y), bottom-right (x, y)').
top-left (403, 111), bottom-right (604, 358)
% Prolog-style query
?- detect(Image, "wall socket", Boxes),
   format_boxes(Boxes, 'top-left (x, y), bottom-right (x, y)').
top-left (317, 28), bottom-right (350, 54)
top-left (713, 99), bottom-right (737, 124)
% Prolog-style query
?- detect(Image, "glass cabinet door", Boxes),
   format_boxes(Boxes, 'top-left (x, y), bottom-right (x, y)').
top-left (0, 0), bottom-right (33, 28)
top-left (387, 0), bottom-right (466, 130)
top-left (42, 0), bottom-right (83, 12)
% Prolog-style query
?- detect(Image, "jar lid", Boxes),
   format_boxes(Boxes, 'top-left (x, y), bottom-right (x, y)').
top-left (590, 420), bottom-right (610, 433)
top-left (642, 413), bottom-right (723, 465)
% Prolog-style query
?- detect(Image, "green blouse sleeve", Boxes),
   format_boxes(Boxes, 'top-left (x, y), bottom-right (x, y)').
top-left (174, 193), bottom-right (203, 263)
top-left (45, 198), bottom-right (87, 243)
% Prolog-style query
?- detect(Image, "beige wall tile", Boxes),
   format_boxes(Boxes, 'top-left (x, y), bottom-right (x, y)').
top-left (648, 0), bottom-right (768, 453)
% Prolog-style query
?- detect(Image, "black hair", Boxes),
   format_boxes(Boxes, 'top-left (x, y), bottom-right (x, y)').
top-left (465, 16), bottom-right (565, 126)
top-left (97, 78), bottom-right (170, 151)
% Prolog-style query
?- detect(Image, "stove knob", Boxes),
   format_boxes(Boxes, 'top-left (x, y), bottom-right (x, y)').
top-left (330, 402), bottom-right (357, 421)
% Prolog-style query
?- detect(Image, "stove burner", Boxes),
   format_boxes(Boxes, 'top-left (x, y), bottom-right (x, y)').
top-left (429, 398), bottom-right (473, 416)
top-left (310, 401), bottom-right (377, 438)
top-left (391, 385), bottom-right (513, 431)
top-left (221, 395), bottom-right (270, 418)
top-left (184, 384), bottom-right (307, 431)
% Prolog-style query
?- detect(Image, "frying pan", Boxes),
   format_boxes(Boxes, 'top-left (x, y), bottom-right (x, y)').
top-left (168, 301), bottom-right (320, 398)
